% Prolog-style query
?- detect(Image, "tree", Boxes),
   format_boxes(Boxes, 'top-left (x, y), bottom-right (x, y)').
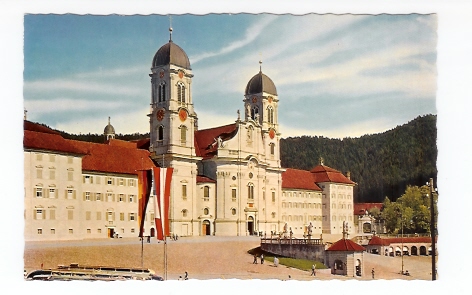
top-left (381, 185), bottom-right (437, 234)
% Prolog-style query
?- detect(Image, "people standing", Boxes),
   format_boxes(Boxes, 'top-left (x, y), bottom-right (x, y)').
top-left (184, 271), bottom-right (188, 280)
top-left (311, 264), bottom-right (316, 276)
top-left (371, 268), bottom-right (375, 279)
top-left (253, 253), bottom-right (258, 264)
top-left (260, 254), bottom-right (264, 264)
top-left (274, 257), bottom-right (279, 267)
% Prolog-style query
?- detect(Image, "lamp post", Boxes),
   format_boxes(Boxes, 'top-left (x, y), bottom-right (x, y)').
top-left (427, 178), bottom-right (436, 281)
top-left (395, 207), bottom-right (404, 275)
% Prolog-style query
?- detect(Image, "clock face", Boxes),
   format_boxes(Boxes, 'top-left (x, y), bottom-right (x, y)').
top-left (178, 70), bottom-right (184, 79)
top-left (179, 109), bottom-right (188, 122)
top-left (156, 109), bottom-right (165, 121)
top-left (159, 71), bottom-right (165, 78)
top-left (269, 129), bottom-right (276, 139)
top-left (252, 97), bottom-right (257, 103)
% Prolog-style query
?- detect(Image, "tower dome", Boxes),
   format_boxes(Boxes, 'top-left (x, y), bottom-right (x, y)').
top-left (245, 69), bottom-right (277, 96)
top-left (152, 40), bottom-right (191, 70)
top-left (104, 117), bottom-right (115, 140)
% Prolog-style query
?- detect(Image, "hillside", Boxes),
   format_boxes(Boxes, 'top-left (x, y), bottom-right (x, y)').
top-left (280, 114), bottom-right (437, 203)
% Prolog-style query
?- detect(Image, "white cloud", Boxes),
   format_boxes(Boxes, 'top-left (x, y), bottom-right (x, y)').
top-left (74, 65), bottom-right (144, 79)
top-left (24, 78), bottom-right (142, 96)
top-left (24, 98), bottom-right (130, 115)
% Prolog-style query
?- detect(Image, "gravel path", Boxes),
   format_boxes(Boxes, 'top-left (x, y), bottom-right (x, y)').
top-left (24, 236), bottom-right (435, 281)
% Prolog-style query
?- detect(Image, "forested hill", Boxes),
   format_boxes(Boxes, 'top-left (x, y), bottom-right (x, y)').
top-left (280, 114), bottom-right (437, 203)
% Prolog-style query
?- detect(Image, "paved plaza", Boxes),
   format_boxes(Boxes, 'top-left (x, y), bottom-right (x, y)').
top-left (24, 236), bottom-right (435, 281)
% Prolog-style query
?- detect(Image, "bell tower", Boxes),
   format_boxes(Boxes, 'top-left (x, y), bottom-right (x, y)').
top-left (149, 28), bottom-right (197, 165)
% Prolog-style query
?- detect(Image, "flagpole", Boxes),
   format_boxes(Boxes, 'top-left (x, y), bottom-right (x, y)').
top-left (141, 235), bottom-right (144, 269)
top-left (164, 236), bottom-right (167, 280)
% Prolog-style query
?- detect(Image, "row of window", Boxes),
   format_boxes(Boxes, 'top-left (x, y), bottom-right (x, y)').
top-left (36, 167), bottom-right (74, 181)
top-left (156, 125), bottom-right (188, 144)
top-left (35, 153), bottom-right (74, 163)
top-left (83, 175), bottom-right (136, 186)
top-left (331, 194), bottom-right (352, 199)
top-left (283, 192), bottom-right (321, 199)
top-left (33, 209), bottom-right (137, 221)
top-left (282, 202), bottom-right (322, 209)
top-left (331, 203), bottom-right (353, 209)
top-left (280, 215), bottom-right (353, 222)
top-left (34, 187), bottom-right (137, 204)
top-left (36, 228), bottom-right (136, 235)
top-left (249, 106), bottom-right (275, 124)
top-left (153, 81), bottom-right (186, 104)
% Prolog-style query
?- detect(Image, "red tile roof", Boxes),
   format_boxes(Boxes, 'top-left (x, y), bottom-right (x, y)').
top-left (194, 123), bottom-right (238, 159)
top-left (68, 140), bottom-right (156, 175)
top-left (310, 165), bottom-right (356, 185)
top-left (354, 203), bottom-right (383, 215)
top-left (107, 139), bottom-right (137, 149)
top-left (196, 175), bottom-right (216, 183)
top-left (327, 238), bottom-right (366, 252)
top-left (368, 235), bottom-right (390, 246)
top-left (282, 168), bottom-right (322, 191)
top-left (24, 130), bottom-right (87, 156)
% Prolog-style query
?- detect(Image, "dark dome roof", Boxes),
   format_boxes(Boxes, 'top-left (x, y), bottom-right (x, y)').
top-left (245, 71), bottom-right (277, 96)
top-left (104, 117), bottom-right (115, 135)
top-left (152, 41), bottom-right (191, 70)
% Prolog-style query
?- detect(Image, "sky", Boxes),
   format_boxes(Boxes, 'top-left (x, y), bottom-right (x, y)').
top-left (22, 13), bottom-right (438, 139)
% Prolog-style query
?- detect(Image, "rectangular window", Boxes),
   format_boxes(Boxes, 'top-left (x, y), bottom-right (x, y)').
top-left (96, 193), bottom-right (101, 201)
top-left (37, 229), bottom-right (42, 235)
top-left (129, 213), bottom-right (136, 221)
top-left (120, 212), bottom-right (124, 221)
top-left (85, 192), bottom-right (91, 201)
top-left (49, 210), bottom-right (55, 220)
top-left (36, 153), bottom-right (42, 161)
top-left (67, 189), bottom-right (74, 199)
top-left (49, 170), bottom-right (55, 180)
top-left (107, 193), bottom-right (112, 202)
top-left (204, 186), bottom-right (210, 201)
top-left (248, 185), bottom-right (254, 200)
top-left (69, 228), bottom-right (73, 234)
top-left (87, 229), bottom-right (91, 234)
top-left (86, 211), bottom-right (91, 220)
top-left (128, 179), bottom-right (136, 187)
top-left (131, 228), bottom-right (135, 233)
top-left (107, 177), bottom-right (113, 185)
top-left (49, 154), bottom-right (55, 162)
top-left (67, 156), bottom-right (73, 164)
top-left (51, 229), bottom-right (55, 234)
top-left (119, 178), bottom-right (124, 186)
top-left (35, 187), bottom-right (43, 198)
top-left (232, 189), bottom-right (237, 202)
top-left (119, 194), bottom-right (124, 202)
top-left (129, 195), bottom-right (134, 203)
top-left (49, 188), bottom-right (56, 198)
top-left (97, 228), bottom-right (101, 234)
top-left (182, 185), bottom-right (187, 199)
top-left (36, 169), bottom-right (42, 179)
top-left (68, 210), bottom-right (73, 220)
top-left (84, 175), bottom-right (93, 184)
top-left (272, 192), bottom-right (276, 203)
top-left (68, 171), bottom-right (73, 181)
top-left (96, 212), bottom-right (101, 220)
top-left (35, 209), bottom-right (44, 220)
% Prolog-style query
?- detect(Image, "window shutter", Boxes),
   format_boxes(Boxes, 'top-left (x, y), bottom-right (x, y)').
top-left (112, 194), bottom-right (115, 202)
top-left (106, 213), bottom-right (109, 221)
top-left (134, 196), bottom-right (137, 203)
top-left (112, 178), bottom-right (115, 185)
top-left (65, 190), bottom-right (67, 199)
top-left (33, 188), bottom-right (36, 198)
top-left (128, 213), bottom-right (130, 221)
top-left (90, 177), bottom-right (93, 184)
top-left (42, 210), bottom-right (46, 219)
top-left (83, 192), bottom-right (86, 201)
top-left (33, 210), bottom-right (36, 220)
top-left (83, 176), bottom-right (85, 183)
top-left (43, 188), bottom-right (48, 198)
top-left (73, 190), bottom-right (76, 199)
top-left (112, 212), bottom-right (115, 220)
top-left (92, 193), bottom-right (96, 201)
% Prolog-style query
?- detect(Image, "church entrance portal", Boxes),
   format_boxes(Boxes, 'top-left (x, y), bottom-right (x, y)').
top-left (107, 228), bottom-right (114, 238)
top-left (247, 216), bottom-right (254, 235)
top-left (202, 220), bottom-right (211, 236)
top-left (150, 228), bottom-right (155, 237)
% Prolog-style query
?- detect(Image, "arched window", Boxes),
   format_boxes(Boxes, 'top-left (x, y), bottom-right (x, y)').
top-left (204, 186), bottom-right (210, 201)
top-left (203, 208), bottom-right (209, 215)
top-left (231, 208), bottom-right (236, 215)
top-left (270, 143), bottom-right (275, 155)
top-left (158, 125), bottom-right (164, 141)
top-left (159, 82), bottom-right (166, 102)
top-left (177, 82), bottom-right (185, 103)
top-left (267, 106), bottom-right (274, 124)
top-left (180, 125), bottom-right (187, 145)
top-left (271, 212), bottom-right (276, 218)
top-left (182, 209), bottom-right (188, 217)
top-left (251, 106), bottom-right (259, 120)
top-left (247, 183), bottom-right (254, 200)
top-left (247, 126), bottom-right (253, 141)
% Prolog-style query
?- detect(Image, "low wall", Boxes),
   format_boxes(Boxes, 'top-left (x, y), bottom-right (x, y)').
top-left (260, 238), bottom-right (325, 262)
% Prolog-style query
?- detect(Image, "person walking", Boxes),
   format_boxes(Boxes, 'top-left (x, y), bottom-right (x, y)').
top-left (253, 254), bottom-right (258, 264)
top-left (311, 264), bottom-right (316, 276)
top-left (184, 271), bottom-right (188, 280)
top-left (260, 254), bottom-right (264, 264)
top-left (371, 268), bottom-right (375, 279)
top-left (274, 257), bottom-right (279, 267)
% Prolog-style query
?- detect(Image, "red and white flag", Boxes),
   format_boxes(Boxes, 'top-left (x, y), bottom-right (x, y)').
top-left (153, 167), bottom-right (173, 240)
top-left (137, 169), bottom-right (152, 238)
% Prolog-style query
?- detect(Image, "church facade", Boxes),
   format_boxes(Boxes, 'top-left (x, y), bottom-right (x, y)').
top-left (23, 32), bottom-right (355, 241)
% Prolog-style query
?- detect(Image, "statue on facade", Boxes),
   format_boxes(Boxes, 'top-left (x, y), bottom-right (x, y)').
top-left (308, 222), bottom-right (313, 237)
